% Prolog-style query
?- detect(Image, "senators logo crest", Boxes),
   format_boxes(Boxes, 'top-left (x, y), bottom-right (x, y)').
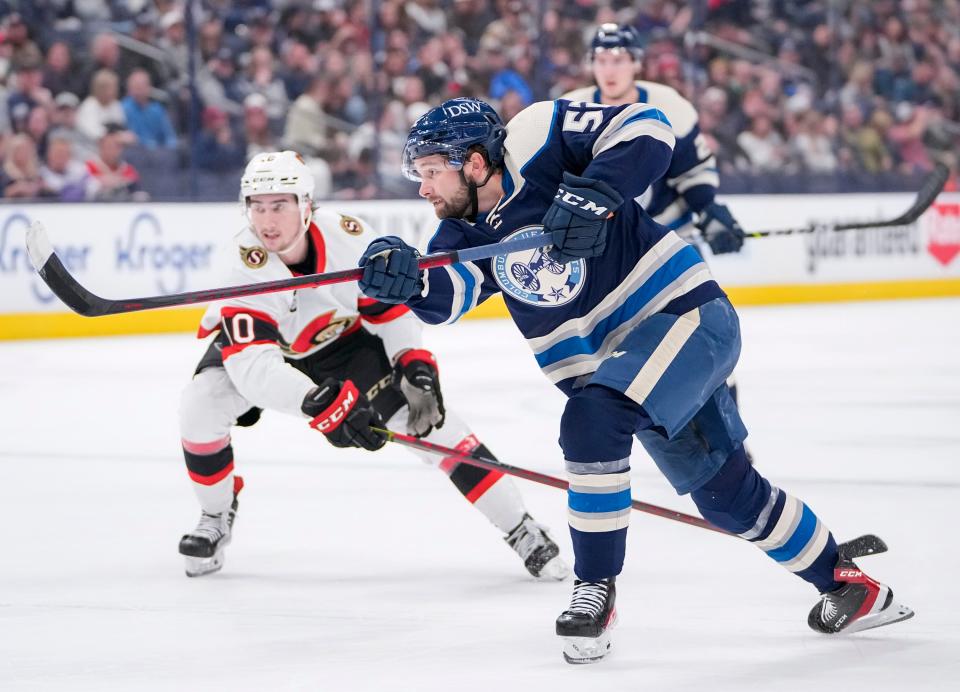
top-left (339, 215), bottom-right (363, 235)
top-left (285, 312), bottom-right (359, 354)
top-left (240, 245), bottom-right (268, 268)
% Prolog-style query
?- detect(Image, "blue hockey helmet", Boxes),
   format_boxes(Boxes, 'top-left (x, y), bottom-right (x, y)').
top-left (401, 97), bottom-right (507, 182)
top-left (589, 23), bottom-right (644, 61)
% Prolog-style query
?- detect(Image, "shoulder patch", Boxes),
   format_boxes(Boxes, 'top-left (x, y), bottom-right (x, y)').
top-left (339, 215), bottom-right (363, 236)
top-left (240, 245), bottom-right (268, 268)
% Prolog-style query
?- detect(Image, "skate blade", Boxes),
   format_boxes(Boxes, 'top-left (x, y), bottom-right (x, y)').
top-left (560, 612), bottom-right (617, 664)
top-left (844, 602), bottom-right (914, 634)
top-left (561, 630), bottom-right (613, 664)
top-left (184, 551), bottom-right (226, 578)
top-left (537, 556), bottom-right (572, 581)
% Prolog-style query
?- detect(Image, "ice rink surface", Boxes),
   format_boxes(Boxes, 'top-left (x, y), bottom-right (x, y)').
top-left (1, 298), bottom-right (958, 691)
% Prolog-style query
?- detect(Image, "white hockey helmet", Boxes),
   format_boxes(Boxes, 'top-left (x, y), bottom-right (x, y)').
top-left (240, 150), bottom-right (315, 229)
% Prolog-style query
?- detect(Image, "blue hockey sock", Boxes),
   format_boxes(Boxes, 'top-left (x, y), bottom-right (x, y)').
top-left (691, 447), bottom-right (840, 593)
top-left (560, 385), bottom-right (649, 582)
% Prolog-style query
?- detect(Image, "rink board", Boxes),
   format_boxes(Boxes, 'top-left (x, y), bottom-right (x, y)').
top-left (2, 194), bottom-right (959, 339)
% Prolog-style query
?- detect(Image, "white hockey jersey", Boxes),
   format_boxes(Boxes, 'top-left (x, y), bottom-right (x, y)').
top-left (562, 81), bottom-right (719, 238)
top-left (198, 209), bottom-right (421, 416)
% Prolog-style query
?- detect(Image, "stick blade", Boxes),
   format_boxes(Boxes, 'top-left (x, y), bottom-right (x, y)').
top-left (24, 221), bottom-right (107, 317)
top-left (905, 162), bottom-right (950, 224)
top-left (25, 221), bottom-right (54, 272)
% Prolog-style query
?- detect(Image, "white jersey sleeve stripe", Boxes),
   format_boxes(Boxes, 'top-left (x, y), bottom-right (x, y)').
top-left (592, 106), bottom-right (675, 158)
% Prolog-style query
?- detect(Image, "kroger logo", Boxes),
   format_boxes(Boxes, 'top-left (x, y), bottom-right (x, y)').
top-left (0, 211), bottom-right (92, 304)
top-left (115, 212), bottom-right (214, 294)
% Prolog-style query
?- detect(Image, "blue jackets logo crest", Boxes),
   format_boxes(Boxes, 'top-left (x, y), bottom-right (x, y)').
top-left (493, 226), bottom-right (585, 307)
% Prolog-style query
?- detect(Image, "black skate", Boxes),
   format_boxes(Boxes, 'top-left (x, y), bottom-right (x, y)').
top-left (556, 578), bottom-right (617, 664)
top-left (504, 513), bottom-right (570, 580)
top-left (179, 476), bottom-right (244, 577)
top-left (808, 534), bottom-right (914, 634)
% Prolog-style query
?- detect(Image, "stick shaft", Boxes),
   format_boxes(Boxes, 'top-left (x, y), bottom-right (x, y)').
top-left (375, 428), bottom-right (732, 536)
top-left (26, 223), bottom-right (555, 317)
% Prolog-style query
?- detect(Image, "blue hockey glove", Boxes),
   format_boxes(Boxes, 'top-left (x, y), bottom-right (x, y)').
top-left (543, 172), bottom-right (624, 264)
top-left (695, 202), bottom-right (745, 255)
top-left (358, 236), bottom-right (423, 304)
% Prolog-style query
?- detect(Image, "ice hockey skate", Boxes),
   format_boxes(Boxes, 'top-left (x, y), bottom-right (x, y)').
top-left (179, 477), bottom-right (243, 577)
top-left (504, 513), bottom-right (570, 580)
top-left (556, 578), bottom-right (617, 664)
top-left (808, 534), bottom-right (914, 634)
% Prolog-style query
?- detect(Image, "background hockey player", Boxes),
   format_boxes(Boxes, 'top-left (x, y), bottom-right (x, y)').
top-left (356, 99), bottom-right (912, 663)
top-left (565, 22), bottom-right (753, 445)
top-left (177, 150), bottom-right (570, 582)
top-left (564, 23), bottom-right (746, 259)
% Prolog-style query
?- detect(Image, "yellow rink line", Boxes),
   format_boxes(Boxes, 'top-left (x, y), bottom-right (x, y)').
top-left (3, 277), bottom-right (960, 340)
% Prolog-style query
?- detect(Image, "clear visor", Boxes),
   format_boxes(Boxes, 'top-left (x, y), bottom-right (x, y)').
top-left (589, 46), bottom-right (641, 62)
top-left (401, 143), bottom-right (466, 182)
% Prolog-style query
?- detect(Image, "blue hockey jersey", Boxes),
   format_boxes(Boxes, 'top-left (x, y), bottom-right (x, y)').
top-left (408, 99), bottom-right (725, 394)
top-left (563, 82), bottom-right (720, 237)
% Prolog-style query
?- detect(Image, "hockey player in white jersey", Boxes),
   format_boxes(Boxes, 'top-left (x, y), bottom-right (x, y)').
top-left (563, 23), bottom-right (746, 257)
top-left (177, 150), bottom-right (570, 581)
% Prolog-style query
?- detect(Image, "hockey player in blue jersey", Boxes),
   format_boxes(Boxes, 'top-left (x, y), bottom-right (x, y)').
top-left (565, 22), bottom-right (755, 454)
top-left (357, 97), bottom-right (912, 663)
top-left (564, 23), bottom-right (746, 256)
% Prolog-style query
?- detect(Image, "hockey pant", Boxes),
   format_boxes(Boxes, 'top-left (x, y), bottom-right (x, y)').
top-left (179, 366), bottom-right (526, 534)
top-left (560, 297), bottom-right (839, 592)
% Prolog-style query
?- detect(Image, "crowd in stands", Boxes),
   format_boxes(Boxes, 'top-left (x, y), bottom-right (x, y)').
top-left (1, 0), bottom-right (958, 201)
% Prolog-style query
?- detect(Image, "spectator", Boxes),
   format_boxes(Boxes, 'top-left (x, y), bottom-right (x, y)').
top-left (792, 112), bottom-right (839, 173)
top-left (498, 88), bottom-right (526, 121)
top-left (80, 34), bottom-right (122, 97)
top-left (158, 9), bottom-right (189, 86)
top-left (280, 41), bottom-right (316, 101)
top-left (238, 46), bottom-right (290, 123)
top-left (42, 41), bottom-right (86, 98)
top-left (194, 106), bottom-right (246, 172)
top-left (121, 69), bottom-right (178, 149)
top-left (737, 115), bottom-right (790, 173)
top-left (405, 0), bottom-right (447, 40)
top-left (838, 104), bottom-right (893, 173)
top-left (121, 14), bottom-right (169, 88)
top-left (6, 47), bottom-right (52, 124)
top-left (41, 133), bottom-right (92, 201)
top-left (25, 105), bottom-right (52, 159)
top-left (197, 48), bottom-right (246, 116)
top-left (50, 91), bottom-right (96, 162)
top-left (448, 0), bottom-right (496, 54)
top-left (887, 102), bottom-right (935, 174)
top-left (241, 93), bottom-right (276, 160)
top-left (86, 124), bottom-right (146, 201)
top-left (2, 13), bottom-right (42, 70)
top-left (1, 133), bottom-right (46, 199)
top-left (283, 75), bottom-right (330, 157)
top-left (76, 69), bottom-right (126, 141)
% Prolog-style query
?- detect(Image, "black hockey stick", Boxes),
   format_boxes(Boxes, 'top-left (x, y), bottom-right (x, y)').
top-left (24, 221), bottom-right (559, 317)
top-left (747, 162), bottom-right (949, 238)
top-left (373, 427), bottom-right (733, 537)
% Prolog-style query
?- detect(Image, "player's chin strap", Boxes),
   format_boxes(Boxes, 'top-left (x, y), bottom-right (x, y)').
top-left (459, 167), bottom-right (497, 223)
